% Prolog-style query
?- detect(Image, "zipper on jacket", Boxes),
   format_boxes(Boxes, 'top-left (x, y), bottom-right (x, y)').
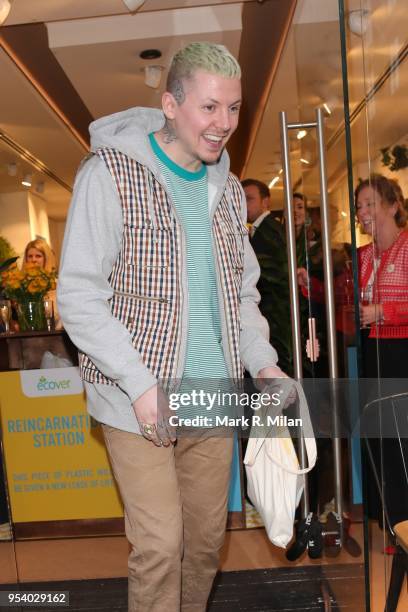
top-left (113, 289), bottom-right (168, 304)
top-left (168, 201), bottom-right (189, 381)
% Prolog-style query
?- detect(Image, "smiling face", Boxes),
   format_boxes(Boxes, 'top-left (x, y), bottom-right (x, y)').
top-left (293, 197), bottom-right (306, 229)
top-left (356, 185), bottom-right (398, 236)
top-left (161, 70), bottom-right (241, 170)
top-left (26, 247), bottom-right (45, 268)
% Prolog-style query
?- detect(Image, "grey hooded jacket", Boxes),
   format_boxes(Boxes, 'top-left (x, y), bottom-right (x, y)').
top-left (57, 107), bottom-right (278, 433)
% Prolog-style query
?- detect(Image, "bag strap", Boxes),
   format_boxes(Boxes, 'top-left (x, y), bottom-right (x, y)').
top-left (244, 380), bottom-right (317, 474)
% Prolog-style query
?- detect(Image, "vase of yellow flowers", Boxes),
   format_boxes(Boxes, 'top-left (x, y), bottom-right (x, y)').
top-left (1, 263), bottom-right (57, 331)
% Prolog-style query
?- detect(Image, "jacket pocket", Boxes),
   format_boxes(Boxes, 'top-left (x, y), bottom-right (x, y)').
top-left (122, 223), bottom-right (173, 268)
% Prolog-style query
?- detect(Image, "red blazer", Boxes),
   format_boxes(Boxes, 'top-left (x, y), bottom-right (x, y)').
top-left (359, 230), bottom-right (408, 338)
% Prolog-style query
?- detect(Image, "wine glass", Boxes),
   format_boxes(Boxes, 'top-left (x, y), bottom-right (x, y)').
top-left (43, 298), bottom-right (54, 332)
top-left (0, 299), bottom-right (11, 333)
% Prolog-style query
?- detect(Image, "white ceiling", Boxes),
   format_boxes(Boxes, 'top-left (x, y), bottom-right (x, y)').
top-left (5, 0), bottom-right (249, 25)
top-left (47, 4), bottom-right (242, 118)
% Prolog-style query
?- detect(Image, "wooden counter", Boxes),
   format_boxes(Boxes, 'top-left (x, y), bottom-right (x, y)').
top-left (0, 330), bottom-right (78, 371)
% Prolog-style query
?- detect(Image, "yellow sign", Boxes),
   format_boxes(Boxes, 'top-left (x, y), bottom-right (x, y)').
top-left (0, 368), bottom-right (123, 522)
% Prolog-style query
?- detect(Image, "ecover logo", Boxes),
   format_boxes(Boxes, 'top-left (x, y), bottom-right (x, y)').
top-left (37, 375), bottom-right (71, 391)
top-left (20, 367), bottom-right (84, 397)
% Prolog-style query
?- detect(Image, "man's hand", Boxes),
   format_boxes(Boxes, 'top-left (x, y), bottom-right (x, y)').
top-left (257, 365), bottom-right (289, 382)
top-left (256, 366), bottom-right (297, 409)
top-left (132, 385), bottom-right (176, 447)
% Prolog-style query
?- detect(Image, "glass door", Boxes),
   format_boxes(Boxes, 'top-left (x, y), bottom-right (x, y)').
top-left (243, 0), bottom-right (371, 608)
top-left (342, 1), bottom-right (408, 610)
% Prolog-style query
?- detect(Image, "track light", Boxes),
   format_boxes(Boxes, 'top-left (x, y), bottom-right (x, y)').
top-left (122, 0), bottom-right (146, 12)
top-left (21, 173), bottom-right (32, 187)
top-left (348, 9), bottom-right (369, 37)
top-left (144, 65), bottom-right (164, 89)
top-left (7, 162), bottom-right (17, 176)
top-left (0, 0), bottom-right (11, 26)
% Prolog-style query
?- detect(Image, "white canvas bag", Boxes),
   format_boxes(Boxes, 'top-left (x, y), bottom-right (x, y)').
top-left (244, 381), bottom-right (316, 548)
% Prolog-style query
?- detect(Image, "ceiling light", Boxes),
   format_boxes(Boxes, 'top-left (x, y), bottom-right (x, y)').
top-left (323, 103), bottom-right (332, 115)
top-left (341, 211), bottom-right (347, 218)
top-left (7, 162), bottom-right (17, 176)
top-left (140, 49), bottom-right (162, 60)
top-left (297, 130), bottom-right (307, 140)
top-left (0, 0), bottom-right (11, 26)
top-left (278, 168), bottom-right (283, 174)
top-left (144, 65), bottom-right (164, 89)
top-left (348, 9), bottom-right (369, 37)
top-left (122, 0), bottom-right (146, 12)
top-left (300, 158), bottom-right (310, 165)
top-left (21, 174), bottom-right (32, 187)
top-left (269, 176), bottom-right (280, 188)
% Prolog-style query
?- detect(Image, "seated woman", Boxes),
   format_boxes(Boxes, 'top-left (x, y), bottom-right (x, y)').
top-left (23, 238), bottom-right (61, 329)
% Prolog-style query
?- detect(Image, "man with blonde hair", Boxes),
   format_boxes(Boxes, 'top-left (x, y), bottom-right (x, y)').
top-left (59, 42), bottom-right (286, 611)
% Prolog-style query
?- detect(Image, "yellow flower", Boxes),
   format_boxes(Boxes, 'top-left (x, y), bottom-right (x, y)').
top-left (25, 265), bottom-right (41, 277)
top-left (8, 279), bottom-right (20, 290)
top-left (27, 280), bottom-right (42, 294)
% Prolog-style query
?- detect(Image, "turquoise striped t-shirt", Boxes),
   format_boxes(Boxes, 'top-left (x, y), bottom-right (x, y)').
top-left (149, 133), bottom-right (230, 418)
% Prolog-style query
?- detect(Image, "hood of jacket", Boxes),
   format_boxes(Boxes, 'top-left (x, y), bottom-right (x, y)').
top-left (89, 106), bottom-right (230, 188)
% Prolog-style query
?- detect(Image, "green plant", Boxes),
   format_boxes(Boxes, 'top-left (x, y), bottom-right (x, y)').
top-left (0, 235), bottom-right (16, 264)
top-left (381, 144), bottom-right (408, 172)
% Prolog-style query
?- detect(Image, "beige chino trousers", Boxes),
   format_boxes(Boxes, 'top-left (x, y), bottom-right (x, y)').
top-left (102, 425), bottom-right (234, 612)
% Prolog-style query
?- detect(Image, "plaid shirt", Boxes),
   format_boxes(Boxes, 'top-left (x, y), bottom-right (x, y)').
top-left (79, 147), bottom-right (248, 387)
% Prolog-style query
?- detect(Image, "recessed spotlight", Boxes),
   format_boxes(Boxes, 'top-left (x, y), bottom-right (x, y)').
top-left (323, 103), bottom-right (332, 115)
top-left (139, 49), bottom-right (162, 60)
top-left (297, 130), bottom-right (307, 140)
top-left (300, 158), bottom-right (310, 165)
top-left (21, 173), bottom-right (32, 187)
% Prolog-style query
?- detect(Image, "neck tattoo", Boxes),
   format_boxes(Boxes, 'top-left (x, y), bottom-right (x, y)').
top-left (162, 121), bottom-right (178, 144)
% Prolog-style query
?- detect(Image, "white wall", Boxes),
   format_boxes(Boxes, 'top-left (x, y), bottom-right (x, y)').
top-left (28, 193), bottom-right (51, 245)
top-left (48, 218), bottom-right (66, 265)
top-left (0, 192), bottom-right (32, 259)
top-left (0, 191), bottom-right (53, 263)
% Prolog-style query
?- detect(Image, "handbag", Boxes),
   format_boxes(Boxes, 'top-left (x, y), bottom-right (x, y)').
top-left (244, 381), bottom-right (316, 548)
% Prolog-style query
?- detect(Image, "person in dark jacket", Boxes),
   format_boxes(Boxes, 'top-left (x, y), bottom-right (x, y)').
top-left (242, 179), bottom-right (292, 374)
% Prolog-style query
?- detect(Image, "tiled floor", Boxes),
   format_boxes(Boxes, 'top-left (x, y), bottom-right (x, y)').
top-left (0, 523), bottom-right (406, 610)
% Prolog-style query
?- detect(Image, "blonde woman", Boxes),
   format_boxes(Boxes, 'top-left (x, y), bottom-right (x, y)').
top-left (23, 239), bottom-right (61, 329)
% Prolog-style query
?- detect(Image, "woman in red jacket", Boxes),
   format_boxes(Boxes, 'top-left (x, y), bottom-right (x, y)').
top-left (356, 175), bottom-right (408, 373)
top-left (356, 174), bottom-right (408, 530)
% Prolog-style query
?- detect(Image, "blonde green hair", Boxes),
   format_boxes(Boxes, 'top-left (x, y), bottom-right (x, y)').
top-left (166, 42), bottom-right (241, 103)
